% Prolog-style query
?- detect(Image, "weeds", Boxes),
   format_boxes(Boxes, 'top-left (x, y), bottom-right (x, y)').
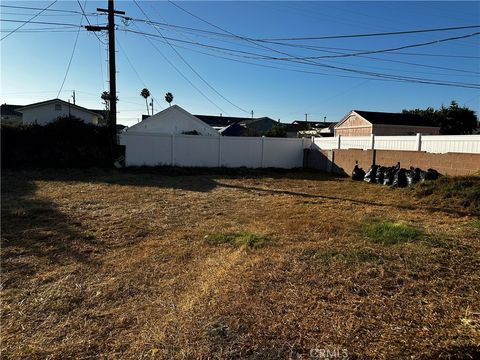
top-left (415, 176), bottom-right (480, 213)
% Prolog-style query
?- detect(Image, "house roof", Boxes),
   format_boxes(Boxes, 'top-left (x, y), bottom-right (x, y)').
top-left (352, 110), bottom-right (437, 127)
top-left (127, 104), bottom-right (219, 135)
top-left (1, 104), bottom-right (24, 116)
top-left (219, 122), bottom-right (246, 136)
top-left (16, 98), bottom-right (103, 119)
top-left (194, 115), bottom-right (276, 127)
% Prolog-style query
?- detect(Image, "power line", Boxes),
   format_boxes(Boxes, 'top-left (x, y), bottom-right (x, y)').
top-left (0, 4), bottom-right (79, 14)
top-left (129, 22), bottom-right (227, 114)
top-left (133, 0), bottom-right (249, 114)
top-left (267, 32), bottom-right (480, 60)
top-left (0, 19), bottom-right (85, 27)
top-left (255, 25), bottom-right (480, 41)
top-left (116, 39), bottom-right (164, 111)
top-left (165, 1), bottom-right (479, 89)
top-left (1, 1), bottom-right (58, 41)
top-left (57, 4), bottom-right (84, 98)
top-left (120, 27), bottom-right (480, 88)
top-left (76, 0), bottom-right (106, 45)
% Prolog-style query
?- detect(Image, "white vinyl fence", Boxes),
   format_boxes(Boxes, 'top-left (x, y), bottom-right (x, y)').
top-left (120, 132), bottom-right (310, 168)
top-left (312, 134), bottom-right (480, 154)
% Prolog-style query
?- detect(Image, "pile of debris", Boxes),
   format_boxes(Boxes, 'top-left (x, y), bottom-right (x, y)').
top-left (352, 161), bottom-right (440, 187)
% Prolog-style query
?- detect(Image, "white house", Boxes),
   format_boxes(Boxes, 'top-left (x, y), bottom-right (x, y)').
top-left (125, 105), bottom-right (219, 136)
top-left (17, 98), bottom-right (103, 126)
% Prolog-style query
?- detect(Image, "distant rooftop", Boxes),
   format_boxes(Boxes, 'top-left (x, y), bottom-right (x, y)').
top-left (354, 110), bottom-right (437, 127)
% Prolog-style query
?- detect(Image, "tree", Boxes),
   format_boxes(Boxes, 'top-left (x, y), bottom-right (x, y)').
top-left (439, 101), bottom-right (478, 135)
top-left (100, 91), bottom-right (118, 126)
top-left (403, 100), bottom-right (478, 135)
top-left (165, 92), bottom-right (173, 107)
top-left (140, 88), bottom-right (151, 115)
top-left (101, 91), bottom-right (111, 111)
top-left (263, 123), bottom-right (287, 137)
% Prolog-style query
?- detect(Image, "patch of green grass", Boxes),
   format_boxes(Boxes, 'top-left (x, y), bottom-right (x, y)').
top-left (363, 218), bottom-right (424, 245)
top-left (471, 218), bottom-right (480, 229)
top-left (313, 249), bottom-right (384, 263)
top-left (204, 231), bottom-right (270, 249)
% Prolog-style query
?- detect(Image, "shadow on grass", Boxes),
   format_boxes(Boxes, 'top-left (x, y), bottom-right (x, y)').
top-left (1, 172), bottom-right (99, 284)
top-left (5, 167), bottom-right (476, 217)
top-left (3, 167), bottom-right (340, 193)
top-left (217, 182), bottom-right (476, 217)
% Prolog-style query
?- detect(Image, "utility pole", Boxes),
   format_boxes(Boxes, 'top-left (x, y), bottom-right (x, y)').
top-left (251, 110), bottom-right (254, 119)
top-left (72, 90), bottom-right (76, 105)
top-left (86, 0), bottom-right (125, 147)
top-left (150, 98), bottom-right (154, 115)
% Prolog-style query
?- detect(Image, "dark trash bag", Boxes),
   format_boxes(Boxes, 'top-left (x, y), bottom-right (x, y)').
top-left (383, 162), bottom-right (400, 186)
top-left (364, 165), bottom-right (378, 183)
top-left (406, 167), bottom-right (422, 187)
top-left (424, 168), bottom-right (440, 180)
top-left (376, 166), bottom-right (387, 184)
top-left (383, 167), bottom-right (395, 186)
top-left (392, 168), bottom-right (408, 188)
top-left (352, 164), bottom-right (366, 181)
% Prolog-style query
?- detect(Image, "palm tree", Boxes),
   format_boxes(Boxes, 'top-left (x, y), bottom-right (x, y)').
top-left (140, 88), bottom-right (150, 115)
top-left (165, 92), bottom-right (173, 107)
top-left (101, 91), bottom-right (110, 111)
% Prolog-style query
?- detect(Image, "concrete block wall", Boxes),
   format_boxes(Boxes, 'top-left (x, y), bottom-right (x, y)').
top-left (307, 148), bottom-right (480, 176)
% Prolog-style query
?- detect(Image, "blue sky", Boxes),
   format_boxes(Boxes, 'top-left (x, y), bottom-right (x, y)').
top-left (1, 1), bottom-right (479, 126)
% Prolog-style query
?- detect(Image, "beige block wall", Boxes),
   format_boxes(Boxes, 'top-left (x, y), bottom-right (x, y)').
top-left (309, 149), bottom-right (480, 176)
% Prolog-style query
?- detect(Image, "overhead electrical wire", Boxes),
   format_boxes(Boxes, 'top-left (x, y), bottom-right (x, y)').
top-left (0, 19), bottom-right (85, 28)
top-left (57, 2), bottom-right (84, 97)
top-left (128, 22), bottom-right (227, 114)
top-left (120, 27), bottom-right (479, 88)
top-left (133, 0), bottom-right (249, 114)
top-left (1, 0), bottom-right (58, 41)
top-left (116, 39), bottom-right (164, 111)
top-left (0, 4), bottom-right (81, 14)
top-left (254, 24), bottom-right (480, 41)
top-left (165, 1), bottom-right (479, 89)
top-left (122, 19), bottom-right (478, 75)
top-left (76, 0), bottom-right (106, 45)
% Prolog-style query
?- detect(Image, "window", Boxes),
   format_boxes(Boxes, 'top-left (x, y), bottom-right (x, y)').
top-left (55, 104), bottom-right (62, 111)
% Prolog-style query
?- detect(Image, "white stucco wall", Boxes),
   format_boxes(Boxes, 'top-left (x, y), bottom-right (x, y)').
top-left (126, 105), bottom-right (219, 136)
top-left (21, 102), bottom-right (99, 125)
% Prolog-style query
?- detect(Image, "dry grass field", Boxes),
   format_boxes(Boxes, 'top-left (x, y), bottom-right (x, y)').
top-left (1, 168), bottom-right (479, 359)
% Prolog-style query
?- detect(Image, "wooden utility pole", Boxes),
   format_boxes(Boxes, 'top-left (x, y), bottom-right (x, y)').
top-left (86, 0), bottom-right (125, 146)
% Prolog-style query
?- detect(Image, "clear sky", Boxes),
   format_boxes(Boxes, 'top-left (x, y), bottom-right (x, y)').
top-left (1, 1), bottom-right (479, 126)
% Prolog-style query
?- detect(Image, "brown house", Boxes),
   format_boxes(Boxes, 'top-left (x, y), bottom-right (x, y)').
top-left (334, 110), bottom-right (440, 137)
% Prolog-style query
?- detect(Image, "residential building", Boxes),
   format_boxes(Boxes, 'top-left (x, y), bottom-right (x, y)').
top-left (126, 105), bottom-right (219, 136)
top-left (334, 110), bottom-right (440, 136)
top-left (16, 98), bottom-right (103, 126)
top-left (195, 114), bottom-right (278, 136)
top-left (1, 104), bottom-right (24, 125)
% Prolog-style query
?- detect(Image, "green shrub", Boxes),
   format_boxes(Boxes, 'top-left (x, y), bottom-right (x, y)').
top-left (1, 116), bottom-right (113, 168)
